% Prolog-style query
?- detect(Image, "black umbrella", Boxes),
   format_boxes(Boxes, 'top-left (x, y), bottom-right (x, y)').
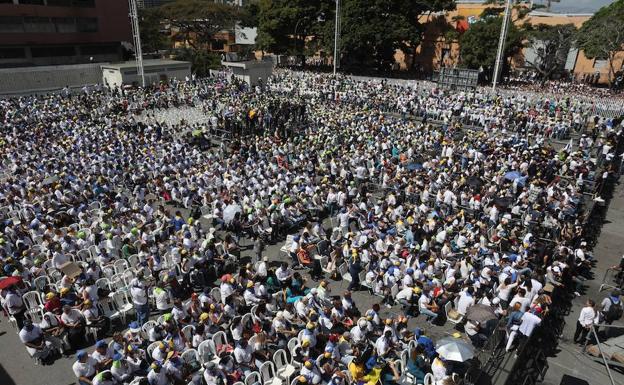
top-left (466, 176), bottom-right (483, 189)
top-left (494, 196), bottom-right (513, 209)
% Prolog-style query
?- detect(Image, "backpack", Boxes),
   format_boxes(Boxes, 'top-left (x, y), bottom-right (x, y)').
top-left (605, 298), bottom-right (623, 322)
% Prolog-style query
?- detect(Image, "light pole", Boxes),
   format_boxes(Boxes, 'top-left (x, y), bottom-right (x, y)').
top-left (333, 0), bottom-right (341, 75)
top-left (492, 0), bottom-right (512, 92)
top-left (129, 0), bottom-right (145, 87)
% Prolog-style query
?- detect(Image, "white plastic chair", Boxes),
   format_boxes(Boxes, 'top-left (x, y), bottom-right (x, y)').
top-left (32, 276), bottom-right (50, 292)
top-left (22, 291), bottom-right (44, 310)
top-left (273, 349), bottom-right (297, 380)
top-left (287, 338), bottom-right (301, 368)
top-left (424, 373), bottom-right (434, 385)
top-left (198, 339), bottom-right (217, 363)
top-left (181, 324), bottom-right (195, 341)
top-left (95, 278), bottom-right (111, 291)
top-left (146, 341), bottom-right (159, 362)
top-left (210, 287), bottom-right (221, 303)
top-left (112, 291), bottom-right (134, 323)
top-left (260, 361), bottom-right (281, 385)
top-left (338, 263), bottom-right (352, 282)
top-left (444, 301), bottom-right (462, 325)
top-left (245, 371), bottom-right (261, 385)
top-left (181, 348), bottom-right (200, 366)
top-left (212, 330), bottom-right (228, 347)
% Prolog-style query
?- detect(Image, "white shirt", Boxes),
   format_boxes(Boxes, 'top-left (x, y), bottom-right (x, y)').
top-left (130, 285), bottom-right (148, 305)
top-left (518, 312), bottom-right (542, 336)
top-left (19, 325), bottom-right (44, 356)
top-left (375, 336), bottom-right (391, 356)
top-left (457, 293), bottom-right (475, 316)
top-left (578, 306), bottom-right (596, 327)
top-left (234, 345), bottom-right (253, 364)
top-left (73, 358), bottom-right (97, 379)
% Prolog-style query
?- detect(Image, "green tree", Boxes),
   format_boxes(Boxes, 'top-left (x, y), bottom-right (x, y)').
top-left (459, 16), bottom-right (525, 82)
top-left (160, 0), bottom-right (244, 50)
top-left (524, 23), bottom-right (576, 82)
top-left (255, 0), bottom-right (455, 72)
top-left (173, 48), bottom-right (222, 76)
top-left (325, 0), bottom-right (456, 73)
top-left (576, 0), bottom-right (624, 87)
top-left (255, 0), bottom-right (329, 58)
top-left (139, 7), bottom-right (170, 53)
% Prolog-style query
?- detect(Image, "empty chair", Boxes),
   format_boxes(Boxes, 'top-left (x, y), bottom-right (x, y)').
top-left (112, 291), bottom-right (134, 323)
top-left (287, 338), bottom-right (301, 368)
top-left (273, 349), bottom-right (297, 380)
top-left (113, 259), bottom-right (129, 275)
top-left (260, 361), bottom-right (281, 385)
top-left (22, 291), bottom-right (44, 310)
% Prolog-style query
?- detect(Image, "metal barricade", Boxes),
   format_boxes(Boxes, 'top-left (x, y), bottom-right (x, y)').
top-left (599, 267), bottom-right (622, 292)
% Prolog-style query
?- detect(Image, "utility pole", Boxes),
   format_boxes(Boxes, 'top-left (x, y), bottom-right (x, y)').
top-left (129, 0), bottom-right (145, 87)
top-left (492, 0), bottom-right (512, 92)
top-left (333, 0), bottom-right (341, 75)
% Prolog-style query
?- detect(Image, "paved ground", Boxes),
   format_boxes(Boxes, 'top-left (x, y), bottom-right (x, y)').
top-left (540, 181), bottom-right (624, 385)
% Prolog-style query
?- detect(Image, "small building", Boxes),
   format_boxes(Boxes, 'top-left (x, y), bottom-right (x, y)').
top-left (101, 59), bottom-right (191, 88)
top-left (220, 59), bottom-right (273, 86)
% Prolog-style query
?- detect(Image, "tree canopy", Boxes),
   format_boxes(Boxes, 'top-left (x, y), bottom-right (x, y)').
top-left (576, 0), bottom-right (624, 86)
top-left (255, 0), bottom-right (455, 72)
top-left (524, 23), bottom-right (576, 82)
top-left (459, 16), bottom-right (525, 81)
top-left (139, 7), bottom-right (171, 54)
top-left (160, 0), bottom-right (244, 49)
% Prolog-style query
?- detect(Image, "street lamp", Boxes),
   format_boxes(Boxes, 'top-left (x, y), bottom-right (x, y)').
top-left (333, 0), bottom-right (340, 75)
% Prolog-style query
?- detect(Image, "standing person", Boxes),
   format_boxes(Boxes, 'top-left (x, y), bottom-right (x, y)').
top-left (600, 290), bottom-right (622, 325)
top-left (348, 255), bottom-right (362, 291)
top-left (130, 276), bottom-right (150, 326)
top-left (4, 286), bottom-right (26, 329)
top-left (574, 299), bottom-right (597, 344)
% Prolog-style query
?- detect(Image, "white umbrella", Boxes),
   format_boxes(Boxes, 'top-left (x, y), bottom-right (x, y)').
top-left (223, 204), bottom-right (242, 224)
top-left (435, 337), bottom-right (475, 362)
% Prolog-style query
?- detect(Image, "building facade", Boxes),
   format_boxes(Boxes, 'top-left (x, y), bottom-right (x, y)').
top-left (0, 0), bottom-right (132, 67)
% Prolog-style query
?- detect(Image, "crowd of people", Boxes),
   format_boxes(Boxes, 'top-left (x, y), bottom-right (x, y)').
top-left (0, 69), bottom-right (623, 385)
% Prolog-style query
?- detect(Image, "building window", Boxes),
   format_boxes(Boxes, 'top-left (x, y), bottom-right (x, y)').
top-left (53, 17), bottom-right (77, 33)
top-left (19, 0), bottom-right (46, 5)
top-left (47, 0), bottom-right (73, 5)
top-left (211, 40), bottom-right (225, 51)
top-left (47, 0), bottom-right (95, 6)
top-left (76, 17), bottom-right (98, 32)
top-left (80, 44), bottom-right (118, 55)
top-left (0, 47), bottom-right (26, 59)
top-left (594, 59), bottom-right (608, 70)
top-left (0, 17), bottom-right (24, 33)
top-left (31, 46), bottom-right (75, 57)
top-left (24, 17), bottom-right (55, 33)
top-left (72, 0), bottom-right (96, 7)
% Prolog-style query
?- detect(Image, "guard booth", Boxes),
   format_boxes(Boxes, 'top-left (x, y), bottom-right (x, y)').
top-left (221, 59), bottom-right (274, 86)
top-left (101, 59), bottom-right (191, 88)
